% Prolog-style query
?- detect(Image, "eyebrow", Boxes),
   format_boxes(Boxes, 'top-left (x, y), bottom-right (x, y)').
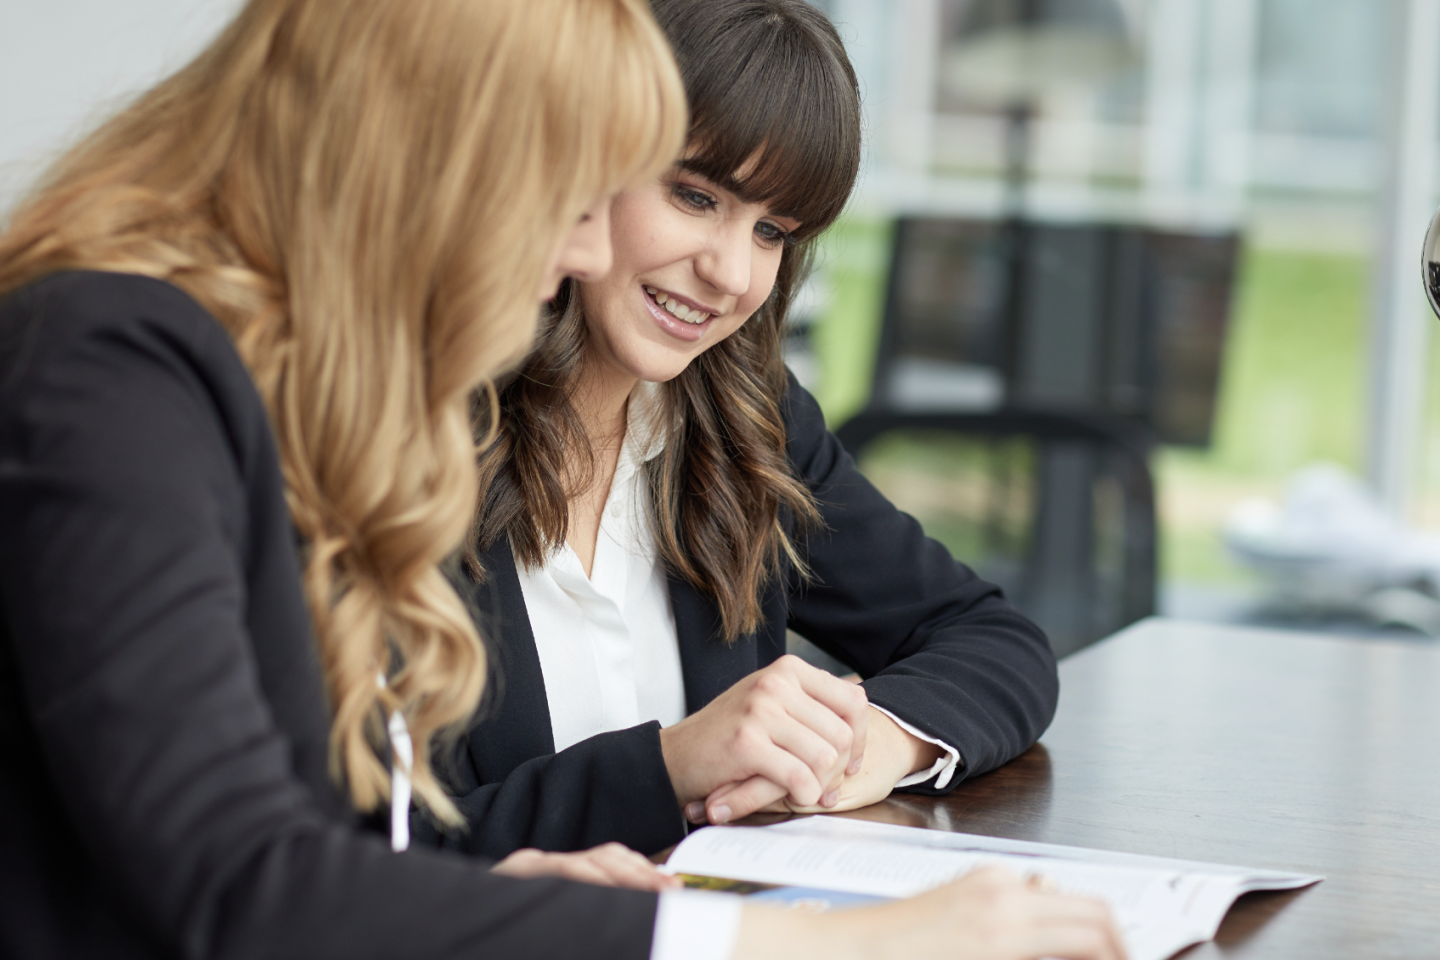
top-left (674, 159), bottom-right (803, 224)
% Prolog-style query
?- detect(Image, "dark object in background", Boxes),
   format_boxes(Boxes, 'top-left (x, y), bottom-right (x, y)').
top-left (836, 217), bottom-right (1238, 657)
top-left (872, 218), bottom-right (1237, 446)
top-left (1421, 204), bottom-right (1440, 318)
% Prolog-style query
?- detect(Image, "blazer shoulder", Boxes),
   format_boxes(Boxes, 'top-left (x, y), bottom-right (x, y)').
top-left (779, 369), bottom-right (832, 464)
top-left (1, 270), bottom-right (265, 440)
top-left (0, 266), bottom-right (277, 503)
top-left (1, 270), bottom-right (236, 385)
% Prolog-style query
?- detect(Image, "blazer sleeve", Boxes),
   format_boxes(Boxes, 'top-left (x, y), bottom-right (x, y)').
top-left (781, 376), bottom-right (1059, 791)
top-left (408, 542), bottom-right (688, 859)
top-left (415, 721), bottom-right (688, 859)
top-left (0, 282), bottom-right (656, 960)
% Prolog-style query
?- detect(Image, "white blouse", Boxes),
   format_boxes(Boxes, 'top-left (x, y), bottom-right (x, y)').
top-left (515, 382), bottom-right (686, 752)
top-left (514, 382), bottom-right (959, 960)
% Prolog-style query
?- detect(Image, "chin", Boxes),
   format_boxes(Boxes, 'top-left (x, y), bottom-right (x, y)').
top-left (622, 345), bottom-right (697, 384)
top-left (632, 363), bottom-right (689, 385)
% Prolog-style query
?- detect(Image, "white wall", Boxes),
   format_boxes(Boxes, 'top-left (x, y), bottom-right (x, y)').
top-left (0, 0), bottom-right (244, 216)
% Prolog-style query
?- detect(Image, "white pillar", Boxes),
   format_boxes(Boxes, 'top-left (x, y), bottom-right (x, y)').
top-left (1141, 0), bottom-right (1203, 217)
top-left (1367, 0), bottom-right (1440, 515)
top-left (882, 0), bottom-right (942, 174)
top-left (1198, 0), bottom-right (1258, 211)
top-left (829, 0), bottom-right (896, 191)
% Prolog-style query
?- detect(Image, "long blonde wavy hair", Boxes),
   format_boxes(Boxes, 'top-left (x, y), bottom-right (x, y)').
top-left (0, 0), bottom-right (686, 825)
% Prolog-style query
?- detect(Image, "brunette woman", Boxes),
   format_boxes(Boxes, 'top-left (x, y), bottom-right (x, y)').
top-left (429, 0), bottom-right (1060, 857)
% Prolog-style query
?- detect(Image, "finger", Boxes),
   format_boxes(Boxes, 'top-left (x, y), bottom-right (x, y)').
top-left (589, 844), bottom-right (681, 891)
top-left (782, 656), bottom-right (870, 774)
top-left (1024, 919), bottom-right (1127, 960)
top-left (1026, 873), bottom-right (1059, 894)
top-left (704, 775), bottom-right (790, 823)
top-left (724, 721), bottom-right (827, 807)
top-left (704, 776), bottom-right (788, 811)
top-left (556, 857), bottom-right (621, 887)
top-left (760, 712), bottom-right (853, 805)
top-left (1021, 892), bottom-right (1126, 960)
top-left (953, 864), bottom-right (1022, 892)
top-left (499, 850), bottom-right (614, 887)
top-left (492, 848), bottom-right (567, 879)
top-left (775, 683), bottom-right (862, 787)
top-left (746, 668), bottom-right (853, 776)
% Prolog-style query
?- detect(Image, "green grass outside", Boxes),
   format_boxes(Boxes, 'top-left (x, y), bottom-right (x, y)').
top-left (808, 217), bottom-right (893, 426)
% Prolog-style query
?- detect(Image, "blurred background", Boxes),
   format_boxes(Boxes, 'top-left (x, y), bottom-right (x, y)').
top-left (792, 0), bottom-right (1440, 654)
top-left (6, 0), bottom-right (1440, 654)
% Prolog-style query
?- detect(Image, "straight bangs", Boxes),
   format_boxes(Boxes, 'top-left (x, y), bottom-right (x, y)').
top-left (657, 0), bottom-right (860, 239)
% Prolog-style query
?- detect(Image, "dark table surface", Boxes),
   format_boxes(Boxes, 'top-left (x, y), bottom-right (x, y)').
top-left (828, 617), bottom-right (1440, 958)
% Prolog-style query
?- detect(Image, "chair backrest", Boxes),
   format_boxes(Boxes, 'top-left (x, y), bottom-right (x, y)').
top-left (871, 217), bottom-right (1238, 446)
top-left (830, 216), bottom-right (1235, 655)
top-left (835, 409), bottom-right (1156, 658)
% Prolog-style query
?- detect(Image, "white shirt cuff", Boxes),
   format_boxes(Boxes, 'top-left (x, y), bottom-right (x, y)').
top-left (650, 889), bottom-right (742, 960)
top-left (871, 704), bottom-right (963, 790)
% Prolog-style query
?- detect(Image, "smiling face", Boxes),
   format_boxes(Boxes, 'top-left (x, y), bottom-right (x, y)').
top-left (576, 158), bottom-right (800, 386)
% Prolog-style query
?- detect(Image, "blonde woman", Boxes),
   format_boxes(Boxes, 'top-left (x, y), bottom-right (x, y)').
top-left (0, 1), bottom-right (1123, 958)
top-left (0, 0), bottom-right (692, 955)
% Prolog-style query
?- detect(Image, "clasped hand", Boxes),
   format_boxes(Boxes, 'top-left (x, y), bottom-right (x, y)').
top-left (657, 654), bottom-right (933, 825)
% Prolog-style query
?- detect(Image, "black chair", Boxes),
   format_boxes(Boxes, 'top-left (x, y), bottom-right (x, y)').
top-left (831, 217), bottom-right (1237, 658)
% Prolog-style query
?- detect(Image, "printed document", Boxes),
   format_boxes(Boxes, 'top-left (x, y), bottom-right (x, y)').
top-left (663, 815), bottom-right (1321, 960)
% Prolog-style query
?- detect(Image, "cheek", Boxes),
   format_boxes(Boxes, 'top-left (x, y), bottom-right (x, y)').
top-left (607, 193), bottom-right (670, 273)
top-left (737, 250), bottom-right (784, 318)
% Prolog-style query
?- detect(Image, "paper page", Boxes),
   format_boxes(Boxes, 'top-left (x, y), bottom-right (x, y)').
top-left (664, 817), bottom-right (1322, 960)
top-left (766, 816), bottom-right (1320, 890)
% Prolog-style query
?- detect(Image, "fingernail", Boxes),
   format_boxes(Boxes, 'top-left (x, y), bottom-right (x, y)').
top-left (848, 757), bottom-right (863, 775)
top-left (822, 790), bottom-right (839, 807)
top-left (685, 802), bottom-right (706, 823)
top-left (711, 804), bottom-right (732, 824)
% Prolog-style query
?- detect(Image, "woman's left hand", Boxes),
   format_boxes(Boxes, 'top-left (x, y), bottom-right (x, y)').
top-left (490, 842), bottom-right (683, 891)
top-left (694, 707), bottom-right (943, 823)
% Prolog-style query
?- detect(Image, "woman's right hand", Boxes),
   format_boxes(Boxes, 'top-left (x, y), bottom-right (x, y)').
top-left (735, 866), bottom-right (1128, 960)
top-left (491, 843), bottom-right (681, 892)
top-left (657, 654), bottom-right (870, 818)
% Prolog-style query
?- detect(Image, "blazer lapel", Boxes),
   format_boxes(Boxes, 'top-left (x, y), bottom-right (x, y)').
top-left (462, 537), bottom-right (557, 777)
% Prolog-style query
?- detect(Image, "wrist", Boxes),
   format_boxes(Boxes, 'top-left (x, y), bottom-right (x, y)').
top-left (657, 722), bottom-right (700, 807)
top-left (868, 705), bottom-right (943, 777)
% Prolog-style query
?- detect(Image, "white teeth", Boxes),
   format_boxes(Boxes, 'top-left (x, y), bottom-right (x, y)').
top-left (648, 285), bottom-right (710, 323)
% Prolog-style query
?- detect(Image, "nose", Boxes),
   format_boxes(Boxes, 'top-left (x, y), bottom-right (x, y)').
top-left (554, 199), bottom-right (614, 284)
top-left (694, 219), bottom-right (752, 299)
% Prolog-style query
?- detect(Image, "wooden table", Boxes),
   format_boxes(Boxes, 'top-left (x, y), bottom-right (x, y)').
top-left (835, 618), bottom-right (1440, 958)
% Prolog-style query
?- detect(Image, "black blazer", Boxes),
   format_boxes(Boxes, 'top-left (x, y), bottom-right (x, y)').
top-left (0, 272), bottom-right (656, 960)
top-left (416, 374), bottom-right (1060, 860)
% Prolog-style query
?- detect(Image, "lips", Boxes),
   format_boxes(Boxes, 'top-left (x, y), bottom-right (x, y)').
top-left (640, 284), bottom-right (718, 343)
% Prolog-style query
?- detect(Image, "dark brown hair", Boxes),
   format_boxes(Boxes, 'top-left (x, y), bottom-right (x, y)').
top-left (474, 0), bottom-right (862, 640)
